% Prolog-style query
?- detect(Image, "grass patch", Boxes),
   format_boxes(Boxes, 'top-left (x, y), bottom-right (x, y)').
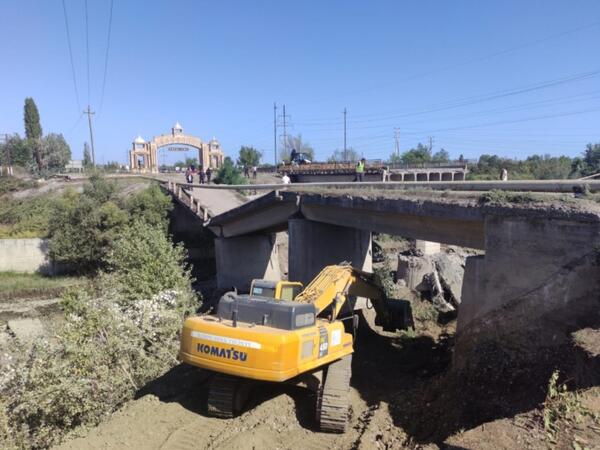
top-left (543, 370), bottom-right (599, 445)
top-left (0, 272), bottom-right (85, 300)
top-left (478, 189), bottom-right (537, 204)
top-left (0, 176), bottom-right (36, 196)
top-left (0, 194), bottom-right (56, 238)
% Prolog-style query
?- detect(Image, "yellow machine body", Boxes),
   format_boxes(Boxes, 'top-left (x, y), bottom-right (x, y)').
top-left (179, 265), bottom-right (397, 383)
top-left (179, 316), bottom-right (352, 382)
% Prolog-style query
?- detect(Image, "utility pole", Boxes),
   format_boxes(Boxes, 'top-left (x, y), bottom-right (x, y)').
top-left (273, 102), bottom-right (277, 165)
top-left (343, 107), bottom-right (347, 161)
top-left (428, 136), bottom-right (434, 152)
top-left (394, 128), bottom-right (400, 157)
top-left (84, 105), bottom-right (96, 166)
top-left (282, 104), bottom-right (287, 156)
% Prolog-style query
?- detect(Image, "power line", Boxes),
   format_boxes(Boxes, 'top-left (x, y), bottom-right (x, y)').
top-left (292, 68), bottom-right (600, 128)
top-left (305, 20), bottom-right (600, 109)
top-left (60, 0), bottom-right (81, 113)
top-left (85, 0), bottom-right (91, 106)
top-left (99, 0), bottom-right (114, 115)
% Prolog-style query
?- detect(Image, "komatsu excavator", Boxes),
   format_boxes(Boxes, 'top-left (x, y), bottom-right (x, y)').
top-left (179, 265), bottom-right (409, 432)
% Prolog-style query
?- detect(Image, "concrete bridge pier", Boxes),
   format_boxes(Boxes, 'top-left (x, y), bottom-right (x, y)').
top-left (215, 233), bottom-right (281, 292)
top-left (288, 218), bottom-right (372, 286)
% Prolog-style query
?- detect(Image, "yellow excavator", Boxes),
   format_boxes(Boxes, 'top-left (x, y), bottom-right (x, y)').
top-left (179, 265), bottom-right (409, 432)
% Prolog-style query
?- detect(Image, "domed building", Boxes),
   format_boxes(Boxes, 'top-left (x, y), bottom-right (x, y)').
top-left (129, 123), bottom-right (224, 173)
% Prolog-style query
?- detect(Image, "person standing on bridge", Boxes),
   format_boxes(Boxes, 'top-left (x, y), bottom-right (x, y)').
top-left (199, 166), bottom-right (206, 184)
top-left (501, 168), bottom-right (508, 181)
top-left (252, 166), bottom-right (257, 179)
top-left (206, 167), bottom-right (212, 184)
top-left (355, 158), bottom-right (366, 182)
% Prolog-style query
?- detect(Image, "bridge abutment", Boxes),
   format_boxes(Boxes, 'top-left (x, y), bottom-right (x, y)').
top-left (456, 215), bottom-right (600, 370)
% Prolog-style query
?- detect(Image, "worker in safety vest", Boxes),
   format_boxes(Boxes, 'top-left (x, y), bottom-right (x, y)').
top-left (355, 158), bottom-right (366, 182)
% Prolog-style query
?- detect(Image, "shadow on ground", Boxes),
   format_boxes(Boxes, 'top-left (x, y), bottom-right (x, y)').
top-left (135, 308), bottom-right (600, 447)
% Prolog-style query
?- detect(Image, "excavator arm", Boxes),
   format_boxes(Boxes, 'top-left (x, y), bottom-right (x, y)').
top-left (294, 265), bottom-right (406, 331)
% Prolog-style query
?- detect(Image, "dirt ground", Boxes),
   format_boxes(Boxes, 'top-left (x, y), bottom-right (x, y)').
top-left (50, 235), bottom-right (600, 450)
top-left (53, 320), bottom-right (600, 450)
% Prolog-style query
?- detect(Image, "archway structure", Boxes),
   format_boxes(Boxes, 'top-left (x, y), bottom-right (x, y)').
top-left (130, 122), bottom-right (224, 173)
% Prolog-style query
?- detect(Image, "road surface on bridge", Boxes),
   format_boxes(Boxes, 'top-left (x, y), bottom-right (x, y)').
top-left (158, 173), bottom-right (247, 217)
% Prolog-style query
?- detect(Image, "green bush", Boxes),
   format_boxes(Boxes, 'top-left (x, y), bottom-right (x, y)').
top-left (48, 177), bottom-right (173, 274)
top-left (478, 189), bottom-right (536, 204)
top-left (0, 176), bottom-right (36, 196)
top-left (0, 221), bottom-right (198, 449)
top-left (48, 190), bottom-right (128, 273)
top-left (214, 157), bottom-right (247, 185)
top-left (100, 220), bottom-right (194, 304)
top-left (0, 194), bottom-right (55, 238)
top-left (124, 184), bottom-right (173, 231)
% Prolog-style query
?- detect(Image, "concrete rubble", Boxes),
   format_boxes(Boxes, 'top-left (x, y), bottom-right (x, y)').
top-left (396, 244), bottom-right (467, 313)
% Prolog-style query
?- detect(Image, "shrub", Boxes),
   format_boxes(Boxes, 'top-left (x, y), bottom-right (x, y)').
top-left (123, 183), bottom-right (173, 230)
top-left (478, 189), bottom-right (536, 204)
top-left (214, 157), bottom-right (246, 185)
top-left (48, 190), bottom-right (128, 273)
top-left (0, 194), bottom-right (56, 238)
top-left (0, 176), bottom-right (36, 196)
top-left (48, 177), bottom-right (172, 274)
top-left (0, 222), bottom-right (198, 448)
top-left (100, 220), bottom-right (195, 305)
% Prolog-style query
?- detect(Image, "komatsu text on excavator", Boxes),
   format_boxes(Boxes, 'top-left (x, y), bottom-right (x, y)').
top-left (179, 265), bottom-right (410, 432)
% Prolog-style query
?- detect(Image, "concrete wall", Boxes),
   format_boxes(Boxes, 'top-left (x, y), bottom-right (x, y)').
top-left (215, 233), bottom-right (281, 292)
top-left (0, 238), bottom-right (55, 274)
top-left (288, 218), bottom-right (372, 286)
top-left (456, 215), bottom-right (600, 368)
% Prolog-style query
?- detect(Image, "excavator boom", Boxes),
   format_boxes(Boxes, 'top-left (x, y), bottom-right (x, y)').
top-left (294, 265), bottom-right (402, 331)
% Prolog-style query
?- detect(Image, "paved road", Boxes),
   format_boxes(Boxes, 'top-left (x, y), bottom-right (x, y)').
top-left (158, 173), bottom-right (246, 217)
top-left (188, 186), bottom-right (245, 216)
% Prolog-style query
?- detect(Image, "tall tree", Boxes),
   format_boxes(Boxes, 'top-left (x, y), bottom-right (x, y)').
top-left (237, 146), bottom-right (262, 167)
top-left (328, 147), bottom-right (359, 162)
top-left (280, 134), bottom-right (314, 162)
top-left (24, 97), bottom-right (43, 171)
top-left (432, 149), bottom-right (450, 163)
top-left (1, 135), bottom-right (32, 168)
top-left (41, 133), bottom-right (71, 172)
top-left (582, 142), bottom-right (600, 176)
top-left (83, 142), bottom-right (92, 168)
top-left (400, 143), bottom-right (431, 165)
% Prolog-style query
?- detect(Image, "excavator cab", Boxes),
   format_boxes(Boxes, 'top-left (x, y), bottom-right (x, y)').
top-left (249, 279), bottom-right (303, 301)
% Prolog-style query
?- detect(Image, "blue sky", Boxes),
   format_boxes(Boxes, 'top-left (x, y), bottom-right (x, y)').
top-left (1, 0), bottom-right (599, 165)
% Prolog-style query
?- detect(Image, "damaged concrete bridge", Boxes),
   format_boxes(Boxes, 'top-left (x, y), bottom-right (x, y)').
top-left (163, 182), bottom-right (600, 369)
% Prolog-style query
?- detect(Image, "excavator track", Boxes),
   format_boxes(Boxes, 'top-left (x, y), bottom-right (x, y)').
top-left (317, 355), bottom-right (352, 433)
top-left (207, 374), bottom-right (245, 418)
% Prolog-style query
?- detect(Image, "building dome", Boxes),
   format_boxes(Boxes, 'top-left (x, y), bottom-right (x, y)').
top-left (173, 122), bottom-right (183, 131)
top-left (134, 135), bottom-right (146, 144)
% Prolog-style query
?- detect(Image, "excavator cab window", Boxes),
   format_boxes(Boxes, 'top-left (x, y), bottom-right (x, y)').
top-left (250, 280), bottom-right (277, 298)
top-left (250, 280), bottom-right (304, 301)
top-left (279, 283), bottom-right (303, 301)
